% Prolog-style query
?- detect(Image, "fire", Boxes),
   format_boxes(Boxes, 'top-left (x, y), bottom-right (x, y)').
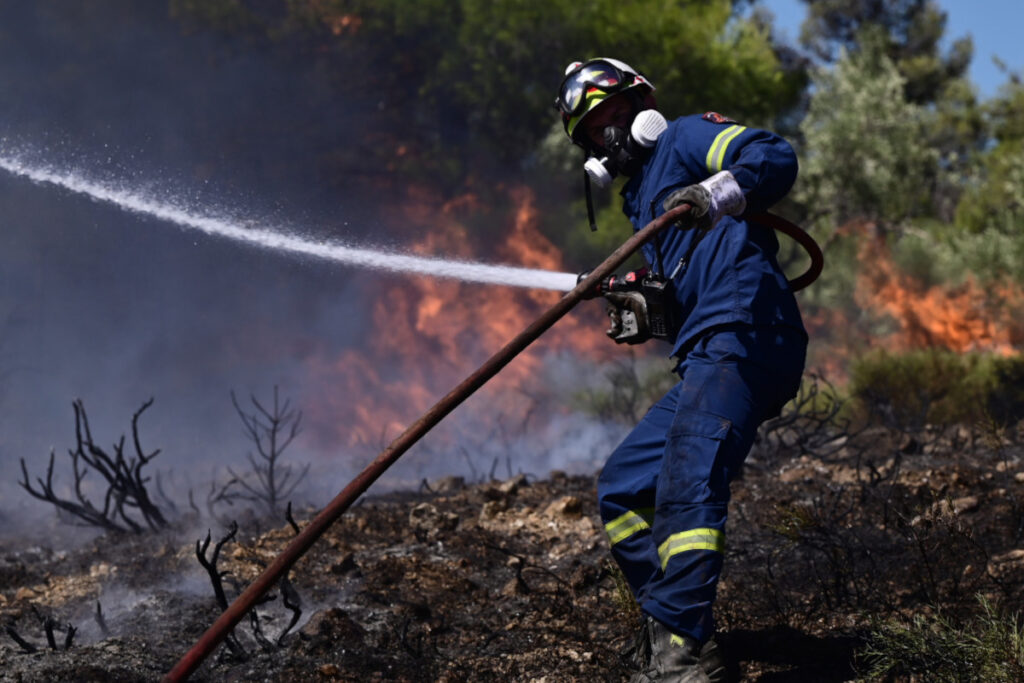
top-left (854, 232), bottom-right (1024, 354)
top-left (305, 186), bottom-right (613, 450)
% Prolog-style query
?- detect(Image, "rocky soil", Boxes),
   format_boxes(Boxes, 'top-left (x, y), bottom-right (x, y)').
top-left (3, 422), bottom-right (1024, 682)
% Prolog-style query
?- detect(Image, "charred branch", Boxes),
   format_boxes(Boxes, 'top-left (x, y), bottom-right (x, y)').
top-left (194, 517), bottom-right (305, 655)
top-left (44, 617), bottom-right (58, 651)
top-left (18, 399), bottom-right (168, 534)
top-left (482, 541), bottom-right (574, 600)
top-left (94, 602), bottom-right (110, 637)
top-left (205, 477), bottom-right (242, 529)
top-left (19, 454), bottom-right (123, 533)
top-left (277, 575), bottom-right (302, 645)
top-left (757, 373), bottom-right (869, 465)
top-left (222, 386), bottom-right (308, 517)
top-left (4, 626), bottom-right (37, 654)
top-left (196, 522), bottom-right (239, 612)
top-left (285, 501), bottom-right (300, 535)
top-left (195, 521), bottom-right (246, 659)
top-left (247, 609), bottom-right (276, 653)
top-left (459, 446), bottom-right (480, 482)
top-left (276, 506), bottom-right (303, 644)
top-left (4, 613), bottom-right (76, 654)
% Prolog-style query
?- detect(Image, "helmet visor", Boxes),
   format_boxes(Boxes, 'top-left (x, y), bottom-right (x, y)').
top-left (556, 60), bottom-right (633, 117)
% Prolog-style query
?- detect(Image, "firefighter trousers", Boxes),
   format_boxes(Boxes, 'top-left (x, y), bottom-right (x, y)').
top-left (598, 323), bottom-right (806, 643)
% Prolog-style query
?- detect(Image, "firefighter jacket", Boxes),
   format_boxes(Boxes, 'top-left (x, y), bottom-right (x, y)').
top-left (619, 113), bottom-right (806, 358)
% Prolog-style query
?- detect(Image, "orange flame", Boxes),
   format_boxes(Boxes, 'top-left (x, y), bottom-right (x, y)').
top-left (304, 186), bottom-right (613, 450)
top-left (854, 232), bottom-right (1024, 354)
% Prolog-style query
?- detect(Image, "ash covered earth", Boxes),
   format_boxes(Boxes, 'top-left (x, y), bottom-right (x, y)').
top-left (3, 419), bottom-right (1024, 682)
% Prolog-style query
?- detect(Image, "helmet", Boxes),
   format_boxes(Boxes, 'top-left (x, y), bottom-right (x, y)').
top-left (555, 58), bottom-right (655, 143)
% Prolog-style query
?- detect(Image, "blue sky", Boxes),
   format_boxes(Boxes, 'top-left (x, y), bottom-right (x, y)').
top-left (761, 0), bottom-right (1022, 98)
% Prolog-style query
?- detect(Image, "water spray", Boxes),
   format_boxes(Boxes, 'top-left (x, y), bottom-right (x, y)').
top-left (0, 153), bottom-right (579, 292)
top-left (2, 148), bottom-right (821, 680)
top-left (162, 203), bottom-right (695, 681)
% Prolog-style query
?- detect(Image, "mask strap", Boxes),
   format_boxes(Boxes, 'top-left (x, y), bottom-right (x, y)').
top-left (584, 167), bottom-right (598, 232)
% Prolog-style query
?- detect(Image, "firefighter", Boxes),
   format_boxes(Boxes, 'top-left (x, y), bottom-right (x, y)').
top-left (555, 59), bottom-right (807, 682)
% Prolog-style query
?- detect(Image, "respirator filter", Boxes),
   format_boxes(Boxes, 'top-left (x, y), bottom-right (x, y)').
top-left (630, 109), bottom-right (668, 148)
top-left (584, 156), bottom-right (615, 188)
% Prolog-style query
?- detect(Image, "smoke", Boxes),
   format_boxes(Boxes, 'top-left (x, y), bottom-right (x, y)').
top-left (0, 2), bottom-right (622, 535)
top-left (0, 3), bottom-right (358, 527)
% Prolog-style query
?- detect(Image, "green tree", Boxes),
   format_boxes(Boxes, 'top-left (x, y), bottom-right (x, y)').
top-left (198, 0), bottom-right (808, 259)
top-left (890, 80), bottom-right (1024, 287)
top-left (795, 0), bottom-right (985, 225)
top-left (797, 32), bottom-right (938, 229)
top-left (885, 78), bottom-right (1024, 289)
top-left (955, 82), bottom-right (1024, 236)
top-left (791, 31), bottom-right (940, 335)
top-left (798, 0), bottom-right (972, 105)
top-left (236, 0), bottom-right (808, 179)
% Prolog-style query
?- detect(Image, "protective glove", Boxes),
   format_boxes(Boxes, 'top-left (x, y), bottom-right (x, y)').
top-left (662, 184), bottom-right (712, 231)
top-left (662, 170), bottom-right (746, 232)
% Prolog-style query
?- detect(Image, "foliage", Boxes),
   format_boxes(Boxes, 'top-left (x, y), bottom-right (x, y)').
top-left (955, 138), bottom-right (1024, 235)
top-left (798, 0), bottom-right (972, 105)
top-left (954, 83), bottom-right (1024, 235)
top-left (554, 180), bottom-right (649, 270)
top-left (792, 32), bottom-right (943, 322)
top-left (797, 31), bottom-right (939, 229)
top-left (841, 80), bottom-right (1024, 300)
top-left (849, 349), bottom-right (1024, 431)
top-left (890, 219), bottom-right (1024, 289)
top-left (176, 0), bottom-right (806, 182)
top-left (861, 595), bottom-right (1024, 682)
top-left (795, 0), bottom-right (985, 231)
top-left (857, 83), bottom-right (1024, 291)
top-left (927, 76), bottom-right (987, 218)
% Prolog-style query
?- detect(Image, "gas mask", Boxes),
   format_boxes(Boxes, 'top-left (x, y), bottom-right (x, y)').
top-left (584, 109), bottom-right (668, 188)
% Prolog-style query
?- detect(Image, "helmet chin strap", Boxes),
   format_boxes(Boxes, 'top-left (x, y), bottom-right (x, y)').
top-left (584, 166), bottom-right (598, 232)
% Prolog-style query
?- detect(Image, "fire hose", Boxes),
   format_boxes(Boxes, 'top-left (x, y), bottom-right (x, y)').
top-left (164, 206), bottom-right (821, 681)
top-left (753, 212), bottom-right (823, 292)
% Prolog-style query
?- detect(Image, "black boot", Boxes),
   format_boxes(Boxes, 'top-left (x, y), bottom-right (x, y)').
top-left (629, 616), bottom-right (727, 683)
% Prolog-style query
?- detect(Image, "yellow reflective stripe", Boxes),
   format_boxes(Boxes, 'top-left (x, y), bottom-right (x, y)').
top-left (567, 90), bottom-right (614, 137)
top-left (658, 528), bottom-right (724, 570)
top-left (705, 125), bottom-right (746, 173)
top-left (605, 508), bottom-right (654, 545)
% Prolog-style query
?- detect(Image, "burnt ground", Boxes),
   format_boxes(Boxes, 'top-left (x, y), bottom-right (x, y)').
top-left (2, 421), bottom-right (1024, 682)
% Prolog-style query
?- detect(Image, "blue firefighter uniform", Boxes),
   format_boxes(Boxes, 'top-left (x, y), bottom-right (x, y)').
top-left (597, 113), bottom-right (807, 644)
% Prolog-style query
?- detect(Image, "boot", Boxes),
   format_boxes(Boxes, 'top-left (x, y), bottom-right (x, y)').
top-left (626, 612), bottom-right (653, 671)
top-left (696, 637), bottom-right (727, 683)
top-left (629, 616), bottom-right (728, 683)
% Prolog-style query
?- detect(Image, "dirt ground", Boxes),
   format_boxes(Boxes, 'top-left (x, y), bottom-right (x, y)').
top-left (2, 420), bottom-right (1023, 682)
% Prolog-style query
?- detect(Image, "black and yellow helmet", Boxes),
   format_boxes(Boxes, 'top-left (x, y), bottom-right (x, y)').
top-left (555, 58), bottom-right (655, 143)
